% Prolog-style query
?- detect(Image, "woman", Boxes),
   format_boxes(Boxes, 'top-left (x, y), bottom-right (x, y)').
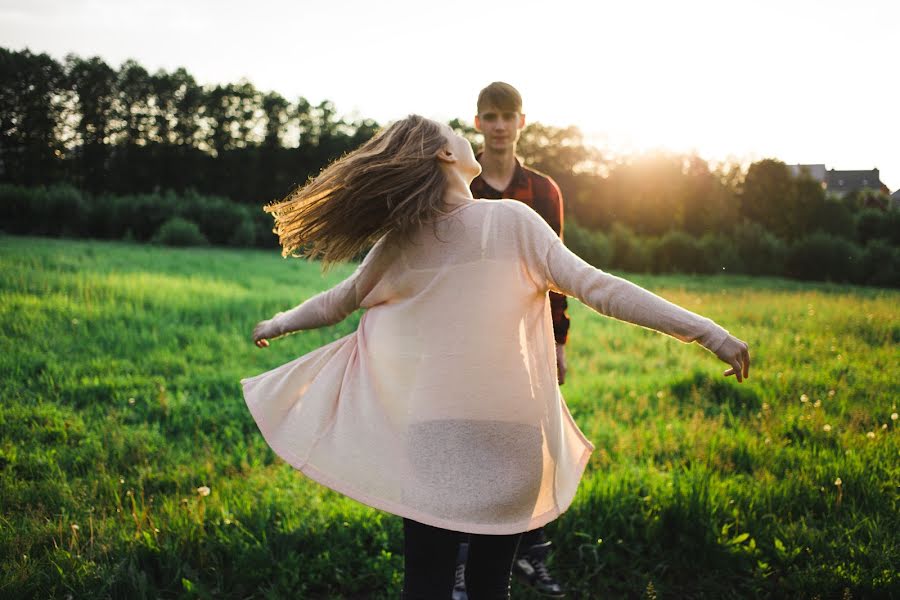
top-left (241, 115), bottom-right (750, 599)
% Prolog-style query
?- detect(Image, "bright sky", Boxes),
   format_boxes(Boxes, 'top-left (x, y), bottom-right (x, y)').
top-left (3, 0), bottom-right (898, 191)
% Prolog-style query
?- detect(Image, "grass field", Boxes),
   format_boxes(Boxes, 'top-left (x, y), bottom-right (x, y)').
top-left (1, 234), bottom-right (898, 599)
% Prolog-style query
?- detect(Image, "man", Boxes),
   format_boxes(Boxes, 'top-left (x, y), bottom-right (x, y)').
top-left (453, 81), bottom-right (569, 599)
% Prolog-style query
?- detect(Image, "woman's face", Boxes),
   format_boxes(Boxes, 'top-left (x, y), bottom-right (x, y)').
top-left (440, 123), bottom-right (482, 181)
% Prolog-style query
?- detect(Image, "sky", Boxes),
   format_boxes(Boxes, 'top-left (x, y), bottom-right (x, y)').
top-left (2, 0), bottom-right (898, 191)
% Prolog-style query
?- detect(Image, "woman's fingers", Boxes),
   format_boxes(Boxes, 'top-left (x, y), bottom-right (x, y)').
top-left (742, 346), bottom-right (751, 379)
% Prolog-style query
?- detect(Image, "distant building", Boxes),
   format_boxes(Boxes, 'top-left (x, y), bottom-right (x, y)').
top-left (787, 164), bottom-right (888, 198)
top-left (892, 189), bottom-right (900, 208)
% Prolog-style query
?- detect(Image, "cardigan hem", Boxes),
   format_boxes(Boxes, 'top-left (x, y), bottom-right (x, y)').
top-left (243, 379), bottom-right (594, 535)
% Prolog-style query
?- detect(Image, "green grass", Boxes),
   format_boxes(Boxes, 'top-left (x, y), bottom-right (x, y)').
top-left (1, 234), bottom-right (897, 599)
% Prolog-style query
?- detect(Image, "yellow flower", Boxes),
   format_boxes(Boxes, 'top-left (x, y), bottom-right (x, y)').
top-left (197, 485), bottom-right (211, 497)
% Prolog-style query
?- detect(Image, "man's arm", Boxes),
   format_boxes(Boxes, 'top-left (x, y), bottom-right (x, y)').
top-left (539, 177), bottom-right (570, 384)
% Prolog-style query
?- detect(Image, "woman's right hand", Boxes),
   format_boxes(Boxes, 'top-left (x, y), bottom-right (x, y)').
top-left (712, 335), bottom-right (751, 383)
top-left (253, 319), bottom-right (276, 348)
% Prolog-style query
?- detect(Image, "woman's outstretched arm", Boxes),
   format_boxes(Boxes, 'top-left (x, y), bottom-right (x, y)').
top-left (518, 204), bottom-right (750, 381)
top-left (252, 236), bottom-right (389, 346)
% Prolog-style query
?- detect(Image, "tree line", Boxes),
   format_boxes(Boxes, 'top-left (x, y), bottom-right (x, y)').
top-left (1, 47), bottom-right (897, 286)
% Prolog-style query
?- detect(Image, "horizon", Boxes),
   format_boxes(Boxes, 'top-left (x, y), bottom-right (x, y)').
top-left (2, 0), bottom-right (898, 191)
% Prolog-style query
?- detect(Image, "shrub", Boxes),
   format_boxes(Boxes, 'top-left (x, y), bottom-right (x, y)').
top-left (785, 232), bottom-right (862, 283)
top-left (26, 184), bottom-right (87, 237)
top-left (854, 208), bottom-right (898, 245)
top-left (565, 220), bottom-right (612, 268)
top-left (609, 223), bottom-right (652, 273)
top-left (699, 233), bottom-right (742, 275)
top-left (859, 239), bottom-right (900, 288)
top-left (179, 190), bottom-right (253, 246)
top-left (228, 219), bottom-right (257, 247)
top-left (114, 191), bottom-right (181, 241)
top-left (0, 184), bottom-right (36, 234)
top-left (653, 230), bottom-right (710, 274)
top-left (731, 221), bottom-right (787, 276)
top-left (151, 217), bottom-right (208, 247)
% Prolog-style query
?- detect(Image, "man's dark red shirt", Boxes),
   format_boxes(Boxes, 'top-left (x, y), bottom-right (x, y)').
top-left (470, 154), bottom-right (570, 345)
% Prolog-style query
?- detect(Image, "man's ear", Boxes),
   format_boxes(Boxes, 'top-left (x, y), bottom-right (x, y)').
top-left (436, 147), bottom-right (457, 164)
top-left (474, 115), bottom-right (482, 132)
top-left (518, 113), bottom-right (526, 130)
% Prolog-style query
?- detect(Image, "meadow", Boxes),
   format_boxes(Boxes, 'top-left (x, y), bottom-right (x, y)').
top-left (0, 234), bottom-right (897, 599)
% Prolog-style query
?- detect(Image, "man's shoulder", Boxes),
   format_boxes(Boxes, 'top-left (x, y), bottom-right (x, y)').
top-left (518, 161), bottom-right (561, 193)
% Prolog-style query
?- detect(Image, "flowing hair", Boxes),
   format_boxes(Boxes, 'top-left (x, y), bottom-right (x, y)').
top-left (263, 114), bottom-right (450, 267)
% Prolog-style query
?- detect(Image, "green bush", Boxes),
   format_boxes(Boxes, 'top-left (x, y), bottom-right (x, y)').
top-left (565, 220), bottom-right (612, 268)
top-left (609, 223), bottom-right (652, 273)
top-left (653, 230), bottom-right (710, 274)
top-left (228, 219), bottom-right (257, 247)
top-left (731, 221), bottom-right (787, 276)
top-left (859, 239), bottom-right (900, 287)
top-left (179, 190), bottom-right (253, 246)
top-left (151, 217), bottom-right (209, 247)
top-left (28, 184), bottom-right (87, 237)
top-left (786, 232), bottom-right (862, 283)
top-left (854, 208), bottom-right (900, 245)
top-left (699, 233), bottom-right (742, 275)
top-left (0, 184), bottom-right (36, 234)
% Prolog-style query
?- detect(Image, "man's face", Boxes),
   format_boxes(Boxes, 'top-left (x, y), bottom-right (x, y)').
top-left (474, 104), bottom-right (526, 153)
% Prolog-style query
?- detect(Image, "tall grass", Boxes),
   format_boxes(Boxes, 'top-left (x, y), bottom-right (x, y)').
top-left (1, 235), bottom-right (897, 599)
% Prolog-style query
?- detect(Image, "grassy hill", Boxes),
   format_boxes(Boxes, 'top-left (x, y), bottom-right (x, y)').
top-left (1, 235), bottom-right (897, 599)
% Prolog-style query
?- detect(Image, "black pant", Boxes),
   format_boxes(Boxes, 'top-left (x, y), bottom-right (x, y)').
top-left (402, 518), bottom-right (523, 600)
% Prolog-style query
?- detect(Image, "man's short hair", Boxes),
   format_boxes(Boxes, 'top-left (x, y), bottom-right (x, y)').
top-left (477, 82), bottom-right (522, 114)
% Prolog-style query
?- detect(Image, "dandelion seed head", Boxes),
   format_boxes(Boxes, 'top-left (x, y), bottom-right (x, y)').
top-left (762, 402), bottom-right (770, 411)
top-left (70, 523), bottom-right (79, 531)
top-left (823, 424), bottom-right (832, 432)
top-left (128, 398), bottom-right (135, 405)
top-left (891, 413), bottom-right (898, 421)
top-left (866, 431), bottom-right (875, 439)
top-left (119, 478), bottom-right (124, 484)
top-left (800, 394), bottom-right (809, 403)
top-left (197, 485), bottom-right (211, 497)
top-left (834, 478), bottom-right (842, 486)
top-left (828, 389), bottom-right (836, 397)
top-left (814, 399), bottom-right (821, 408)
top-left (882, 423), bottom-right (888, 430)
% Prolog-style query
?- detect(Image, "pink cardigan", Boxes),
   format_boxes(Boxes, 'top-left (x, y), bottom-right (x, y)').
top-left (241, 199), bottom-right (730, 534)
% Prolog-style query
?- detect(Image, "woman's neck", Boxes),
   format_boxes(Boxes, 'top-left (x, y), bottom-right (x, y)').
top-left (442, 169), bottom-right (475, 207)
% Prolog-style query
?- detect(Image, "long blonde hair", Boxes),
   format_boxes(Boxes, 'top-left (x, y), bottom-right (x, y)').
top-left (264, 115), bottom-right (450, 267)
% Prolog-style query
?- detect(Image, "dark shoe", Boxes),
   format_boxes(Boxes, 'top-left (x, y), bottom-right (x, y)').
top-left (512, 541), bottom-right (566, 597)
top-left (452, 542), bottom-right (468, 600)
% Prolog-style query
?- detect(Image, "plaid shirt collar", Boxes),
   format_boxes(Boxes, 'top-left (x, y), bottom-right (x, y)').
top-left (474, 152), bottom-right (529, 195)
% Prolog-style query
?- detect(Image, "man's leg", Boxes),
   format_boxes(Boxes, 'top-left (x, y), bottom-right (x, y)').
top-left (513, 526), bottom-right (566, 597)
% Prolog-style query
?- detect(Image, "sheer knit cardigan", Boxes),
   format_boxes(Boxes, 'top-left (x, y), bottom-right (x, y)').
top-left (240, 199), bottom-right (731, 535)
